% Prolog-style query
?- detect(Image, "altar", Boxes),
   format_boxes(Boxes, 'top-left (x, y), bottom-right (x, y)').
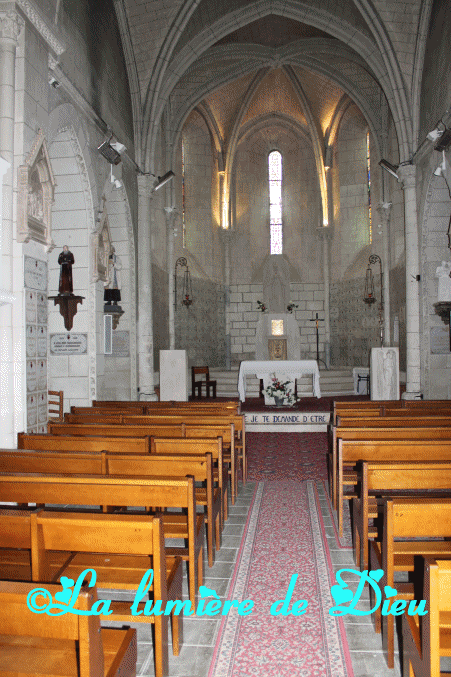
top-left (237, 360), bottom-right (321, 402)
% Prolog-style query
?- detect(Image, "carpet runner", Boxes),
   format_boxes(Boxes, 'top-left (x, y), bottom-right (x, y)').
top-left (208, 479), bottom-right (353, 676)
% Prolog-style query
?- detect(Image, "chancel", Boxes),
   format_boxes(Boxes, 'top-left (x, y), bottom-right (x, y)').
top-left (2, 1), bottom-right (451, 676)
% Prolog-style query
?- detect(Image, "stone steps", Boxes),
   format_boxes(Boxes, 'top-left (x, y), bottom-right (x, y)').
top-left (209, 366), bottom-right (355, 398)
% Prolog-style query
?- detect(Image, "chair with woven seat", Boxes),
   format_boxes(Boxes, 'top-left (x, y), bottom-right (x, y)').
top-left (192, 366), bottom-right (216, 399)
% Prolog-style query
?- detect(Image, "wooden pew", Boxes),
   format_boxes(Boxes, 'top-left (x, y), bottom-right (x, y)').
top-left (336, 438), bottom-right (451, 536)
top-left (369, 498), bottom-right (451, 668)
top-left (48, 422), bottom-right (185, 438)
top-left (330, 419), bottom-right (451, 510)
top-left (31, 511), bottom-right (181, 677)
top-left (151, 437), bottom-right (228, 522)
top-left (0, 473), bottom-right (204, 611)
top-left (352, 459), bottom-right (451, 569)
top-left (106, 452), bottom-right (221, 568)
top-left (18, 432), bottom-right (151, 454)
top-left (402, 558), bottom-right (451, 677)
top-left (184, 423), bottom-right (238, 504)
top-left (0, 449), bottom-right (106, 475)
top-left (0, 579), bottom-right (137, 677)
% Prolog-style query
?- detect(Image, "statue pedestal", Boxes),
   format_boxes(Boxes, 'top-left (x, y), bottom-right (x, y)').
top-left (159, 350), bottom-right (189, 401)
top-left (48, 294), bottom-right (84, 331)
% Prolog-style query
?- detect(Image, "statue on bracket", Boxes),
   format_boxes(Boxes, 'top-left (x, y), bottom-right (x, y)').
top-left (58, 245), bottom-right (75, 295)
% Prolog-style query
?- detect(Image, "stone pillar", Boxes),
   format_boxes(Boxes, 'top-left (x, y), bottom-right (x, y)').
top-left (0, 10), bottom-right (23, 447)
top-left (137, 174), bottom-right (157, 400)
top-left (397, 165), bottom-right (421, 397)
top-left (317, 226), bottom-right (333, 368)
top-left (376, 202), bottom-right (391, 346)
top-left (165, 206), bottom-right (176, 350)
top-left (221, 229), bottom-right (232, 370)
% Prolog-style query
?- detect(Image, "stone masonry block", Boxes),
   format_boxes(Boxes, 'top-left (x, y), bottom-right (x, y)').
top-left (229, 293), bottom-right (242, 303)
top-left (237, 303), bottom-right (252, 312)
top-left (243, 312), bottom-right (259, 322)
top-left (297, 292), bottom-right (314, 301)
top-left (313, 292), bottom-right (324, 301)
top-left (241, 329), bottom-right (255, 336)
top-left (232, 322), bottom-right (248, 328)
top-left (307, 302), bottom-right (324, 311)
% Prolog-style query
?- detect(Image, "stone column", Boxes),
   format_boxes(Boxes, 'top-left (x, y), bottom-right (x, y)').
top-left (165, 206), bottom-right (176, 350)
top-left (397, 165), bottom-right (421, 397)
top-left (317, 226), bottom-right (333, 368)
top-left (137, 174), bottom-right (157, 400)
top-left (376, 202), bottom-right (391, 346)
top-left (221, 229), bottom-right (232, 370)
top-left (0, 10), bottom-right (23, 447)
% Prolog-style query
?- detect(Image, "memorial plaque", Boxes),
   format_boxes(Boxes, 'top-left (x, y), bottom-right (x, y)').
top-left (25, 291), bottom-right (36, 323)
top-left (50, 333), bottom-right (88, 355)
top-left (26, 325), bottom-right (37, 357)
top-left (430, 326), bottom-right (451, 354)
top-left (24, 256), bottom-right (47, 291)
top-left (37, 293), bottom-right (47, 323)
top-left (111, 330), bottom-right (130, 357)
top-left (37, 326), bottom-right (47, 357)
top-left (26, 360), bottom-right (37, 392)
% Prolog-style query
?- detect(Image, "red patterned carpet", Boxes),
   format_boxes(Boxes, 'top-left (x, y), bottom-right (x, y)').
top-left (209, 433), bottom-right (353, 677)
top-left (247, 432), bottom-right (328, 481)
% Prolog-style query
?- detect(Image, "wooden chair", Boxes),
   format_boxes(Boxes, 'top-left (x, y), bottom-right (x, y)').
top-left (191, 367), bottom-right (216, 399)
top-left (402, 558), bottom-right (451, 677)
top-left (0, 579), bottom-right (137, 677)
top-left (48, 389), bottom-right (64, 421)
top-left (31, 511), bottom-right (182, 677)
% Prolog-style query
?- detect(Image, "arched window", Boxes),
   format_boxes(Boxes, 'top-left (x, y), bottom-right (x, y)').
top-left (268, 150), bottom-right (283, 254)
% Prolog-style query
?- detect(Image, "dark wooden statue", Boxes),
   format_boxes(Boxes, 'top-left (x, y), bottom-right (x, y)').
top-left (58, 245), bottom-right (74, 295)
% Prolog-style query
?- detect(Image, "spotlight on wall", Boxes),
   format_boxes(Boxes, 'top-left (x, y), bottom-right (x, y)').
top-left (98, 134), bottom-right (122, 165)
top-left (434, 151), bottom-right (447, 177)
top-left (48, 76), bottom-right (60, 88)
top-left (427, 126), bottom-right (444, 143)
top-left (379, 159), bottom-right (399, 179)
top-left (324, 145), bottom-right (333, 169)
top-left (154, 170), bottom-right (175, 191)
top-left (434, 127), bottom-right (451, 153)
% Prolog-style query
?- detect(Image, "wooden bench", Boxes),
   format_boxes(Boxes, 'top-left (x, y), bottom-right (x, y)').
top-left (106, 452), bottom-right (221, 568)
top-left (18, 432), bottom-right (152, 454)
top-left (369, 498), bottom-right (451, 668)
top-left (48, 423), bottom-right (185, 438)
top-left (31, 510), bottom-right (182, 677)
top-left (402, 558), bottom-right (451, 677)
top-left (336, 437), bottom-right (451, 536)
top-left (184, 423), bottom-right (238, 504)
top-left (352, 459), bottom-right (451, 569)
top-left (151, 437), bottom-right (228, 523)
top-left (0, 473), bottom-right (204, 612)
top-left (330, 419), bottom-right (451, 510)
top-left (0, 579), bottom-right (137, 677)
top-left (0, 449), bottom-right (106, 475)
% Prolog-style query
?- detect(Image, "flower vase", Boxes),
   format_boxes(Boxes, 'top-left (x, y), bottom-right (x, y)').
top-left (274, 396), bottom-right (284, 407)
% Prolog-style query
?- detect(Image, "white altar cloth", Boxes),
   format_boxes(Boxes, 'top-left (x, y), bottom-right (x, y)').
top-left (237, 360), bottom-right (321, 402)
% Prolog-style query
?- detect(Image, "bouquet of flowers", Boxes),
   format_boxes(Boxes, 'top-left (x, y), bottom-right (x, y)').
top-left (264, 375), bottom-right (297, 405)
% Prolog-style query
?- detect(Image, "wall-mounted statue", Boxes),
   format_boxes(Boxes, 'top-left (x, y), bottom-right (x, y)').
top-left (58, 245), bottom-right (74, 295)
top-left (436, 261), bottom-right (451, 302)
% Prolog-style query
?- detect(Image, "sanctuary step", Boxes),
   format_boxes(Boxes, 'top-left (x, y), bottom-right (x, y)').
top-left (209, 366), bottom-right (355, 399)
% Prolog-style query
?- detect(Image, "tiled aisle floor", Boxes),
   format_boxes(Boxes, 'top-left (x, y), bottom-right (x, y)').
top-left (105, 482), bottom-right (400, 677)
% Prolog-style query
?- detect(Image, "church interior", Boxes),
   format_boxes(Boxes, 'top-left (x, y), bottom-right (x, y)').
top-left (2, 0), bottom-right (451, 675)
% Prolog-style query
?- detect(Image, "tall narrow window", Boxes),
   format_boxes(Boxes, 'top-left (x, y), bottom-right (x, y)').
top-left (366, 131), bottom-right (372, 244)
top-left (181, 139), bottom-right (186, 248)
top-left (268, 150), bottom-right (283, 254)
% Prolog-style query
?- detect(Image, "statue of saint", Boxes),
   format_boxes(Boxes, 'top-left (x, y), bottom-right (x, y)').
top-left (436, 261), bottom-right (451, 302)
top-left (58, 245), bottom-right (74, 295)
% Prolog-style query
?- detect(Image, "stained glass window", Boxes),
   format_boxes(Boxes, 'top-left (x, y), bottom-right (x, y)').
top-left (271, 319), bottom-right (284, 335)
top-left (268, 151), bottom-right (283, 254)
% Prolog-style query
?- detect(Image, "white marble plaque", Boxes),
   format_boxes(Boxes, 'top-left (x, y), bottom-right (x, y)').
top-left (26, 360), bottom-right (37, 392)
top-left (50, 333), bottom-right (88, 355)
top-left (27, 394), bottom-right (37, 427)
top-left (111, 330), bottom-right (130, 357)
top-left (370, 347), bottom-right (400, 400)
top-left (26, 325), bottom-right (37, 357)
top-left (37, 359), bottom-right (47, 390)
top-left (25, 290), bottom-right (36, 322)
top-left (24, 256), bottom-right (47, 291)
top-left (430, 327), bottom-right (451, 354)
top-left (37, 293), bottom-right (47, 323)
top-left (37, 326), bottom-right (47, 357)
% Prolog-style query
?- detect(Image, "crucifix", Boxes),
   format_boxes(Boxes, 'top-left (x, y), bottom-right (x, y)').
top-left (309, 313), bottom-right (327, 369)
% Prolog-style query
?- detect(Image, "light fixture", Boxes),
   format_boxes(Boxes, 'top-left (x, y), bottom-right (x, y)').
top-left (435, 127), bottom-right (451, 153)
top-left (363, 254), bottom-right (384, 346)
top-left (174, 257), bottom-right (193, 309)
top-left (154, 170), bottom-right (175, 191)
top-left (427, 125), bottom-right (444, 142)
top-left (434, 151), bottom-right (447, 177)
top-left (98, 134), bottom-right (122, 165)
top-left (324, 145), bottom-right (333, 169)
top-left (379, 159), bottom-right (399, 179)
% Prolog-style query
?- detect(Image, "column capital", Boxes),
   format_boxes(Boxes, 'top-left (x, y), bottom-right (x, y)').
top-left (137, 173), bottom-right (156, 198)
top-left (316, 225), bottom-right (334, 241)
top-left (0, 8), bottom-right (24, 44)
top-left (397, 164), bottom-right (416, 189)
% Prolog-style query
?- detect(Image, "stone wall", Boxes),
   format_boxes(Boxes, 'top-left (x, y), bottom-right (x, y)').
top-left (227, 282), bottom-right (325, 364)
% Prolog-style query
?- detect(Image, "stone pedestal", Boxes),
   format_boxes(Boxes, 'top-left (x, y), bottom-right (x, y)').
top-left (159, 350), bottom-right (188, 401)
top-left (370, 347), bottom-right (400, 400)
